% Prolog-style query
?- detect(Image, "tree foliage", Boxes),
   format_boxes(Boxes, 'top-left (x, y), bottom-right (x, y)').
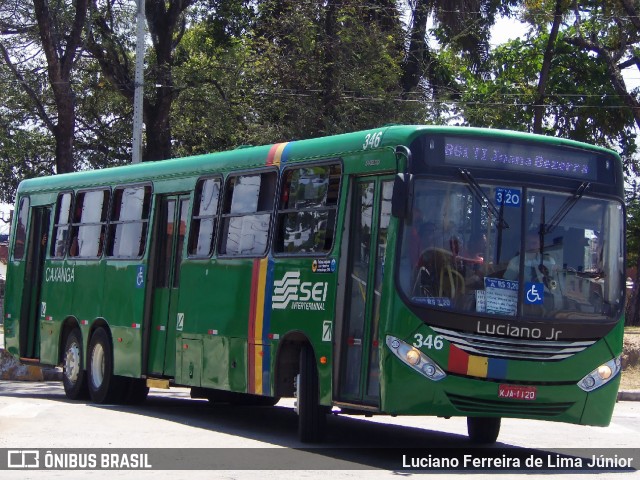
top-left (3, 1), bottom-right (640, 323)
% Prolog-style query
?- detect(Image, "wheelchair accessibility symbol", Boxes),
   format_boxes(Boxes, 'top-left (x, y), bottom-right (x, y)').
top-left (136, 265), bottom-right (145, 288)
top-left (525, 282), bottom-right (544, 305)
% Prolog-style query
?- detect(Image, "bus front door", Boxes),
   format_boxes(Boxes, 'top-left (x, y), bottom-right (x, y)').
top-left (148, 195), bottom-right (189, 377)
top-left (19, 206), bottom-right (50, 359)
top-left (338, 177), bottom-right (393, 406)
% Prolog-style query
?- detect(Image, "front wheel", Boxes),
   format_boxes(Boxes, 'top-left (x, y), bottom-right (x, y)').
top-left (87, 327), bottom-right (123, 404)
top-left (467, 416), bottom-right (501, 444)
top-left (296, 345), bottom-right (326, 443)
top-left (62, 328), bottom-right (88, 400)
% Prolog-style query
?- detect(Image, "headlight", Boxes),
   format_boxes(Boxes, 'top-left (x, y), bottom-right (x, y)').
top-left (578, 357), bottom-right (621, 392)
top-left (386, 335), bottom-right (446, 381)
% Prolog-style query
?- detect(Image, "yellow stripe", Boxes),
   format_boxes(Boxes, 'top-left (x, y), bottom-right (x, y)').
top-left (467, 355), bottom-right (489, 378)
top-left (254, 345), bottom-right (263, 395)
top-left (253, 257), bottom-right (269, 394)
top-left (272, 142), bottom-right (288, 166)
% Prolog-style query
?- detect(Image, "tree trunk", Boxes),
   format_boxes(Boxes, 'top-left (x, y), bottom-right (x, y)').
top-left (533, 0), bottom-right (564, 134)
top-left (401, 0), bottom-right (431, 96)
top-left (32, 0), bottom-right (88, 174)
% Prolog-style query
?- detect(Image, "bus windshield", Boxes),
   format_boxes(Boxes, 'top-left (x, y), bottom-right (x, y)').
top-left (398, 178), bottom-right (625, 322)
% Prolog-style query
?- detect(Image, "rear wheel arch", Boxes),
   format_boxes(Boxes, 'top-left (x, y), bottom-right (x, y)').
top-left (274, 331), bottom-right (313, 398)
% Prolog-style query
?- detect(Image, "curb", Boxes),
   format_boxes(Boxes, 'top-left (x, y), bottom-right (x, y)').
top-left (618, 390), bottom-right (640, 402)
top-left (0, 348), bottom-right (62, 382)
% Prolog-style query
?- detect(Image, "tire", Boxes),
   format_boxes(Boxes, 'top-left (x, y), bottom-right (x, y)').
top-left (467, 416), bottom-right (501, 444)
top-left (62, 328), bottom-right (89, 400)
top-left (87, 327), bottom-right (124, 404)
top-left (297, 345), bottom-right (326, 443)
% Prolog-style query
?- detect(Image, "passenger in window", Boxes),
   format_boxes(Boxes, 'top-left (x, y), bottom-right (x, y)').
top-left (460, 233), bottom-right (487, 289)
top-left (69, 235), bottom-right (79, 257)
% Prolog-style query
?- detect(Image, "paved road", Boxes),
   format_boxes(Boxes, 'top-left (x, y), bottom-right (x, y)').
top-left (0, 381), bottom-right (639, 479)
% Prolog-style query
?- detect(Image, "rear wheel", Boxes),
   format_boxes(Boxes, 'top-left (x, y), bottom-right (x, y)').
top-left (467, 417), bottom-right (501, 444)
top-left (296, 345), bottom-right (326, 443)
top-left (87, 327), bottom-right (124, 404)
top-left (62, 328), bottom-right (89, 400)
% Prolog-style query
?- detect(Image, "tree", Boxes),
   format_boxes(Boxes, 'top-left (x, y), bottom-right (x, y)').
top-left (400, 0), bottom-right (517, 114)
top-left (245, 0), bottom-right (420, 143)
top-left (0, 0), bottom-right (88, 174)
top-left (86, 0), bottom-right (196, 161)
top-left (565, 0), bottom-right (640, 132)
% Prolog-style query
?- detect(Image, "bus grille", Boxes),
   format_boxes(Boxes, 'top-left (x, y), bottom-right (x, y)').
top-left (446, 393), bottom-right (574, 417)
top-left (431, 326), bottom-right (595, 361)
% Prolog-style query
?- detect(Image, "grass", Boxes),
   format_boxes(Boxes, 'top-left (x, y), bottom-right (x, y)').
top-left (621, 365), bottom-right (640, 390)
top-left (621, 326), bottom-right (640, 390)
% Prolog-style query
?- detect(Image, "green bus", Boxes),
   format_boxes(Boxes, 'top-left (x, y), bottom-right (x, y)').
top-left (3, 125), bottom-right (625, 443)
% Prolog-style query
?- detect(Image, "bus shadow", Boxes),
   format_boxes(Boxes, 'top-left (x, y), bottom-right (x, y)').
top-left (1, 381), bottom-right (635, 473)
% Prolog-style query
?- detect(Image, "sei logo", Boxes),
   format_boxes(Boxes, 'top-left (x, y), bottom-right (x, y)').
top-left (273, 271), bottom-right (329, 311)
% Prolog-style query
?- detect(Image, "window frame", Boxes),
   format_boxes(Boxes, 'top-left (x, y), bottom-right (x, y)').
top-left (273, 160), bottom-right (343, 257)
top-left (12, 196), bottom-right (30, 261)
top-left (105, 183), bottom-right (153, 260)
top-left (50, 191), bottom-right (74, 259)
top-left (187, 175), bottom-right (223, 259)
top-left (68, 187), bottom-right (111, 260)
top-left (218, 168), bottom-right (278, 258)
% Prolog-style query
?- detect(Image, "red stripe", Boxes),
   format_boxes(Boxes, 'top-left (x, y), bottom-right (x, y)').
top-left (247, 258), bottom-right (260, 393)
top-left (448, 344), bottom-right (470, 375)
top-left (265, 143), bottom-right (280, 166)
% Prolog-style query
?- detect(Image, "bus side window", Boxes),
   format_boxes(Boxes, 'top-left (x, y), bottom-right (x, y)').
top-left (69, 189), bottom-right (111, 258)
top-left (50, 193), bottom-right (73, 259)
top-left (188, 177), bottom-right (221, 258)
top-left (12, 196), bottom-right (30, 261)
top-left (274, 163), bottom-right (342, 254)
top-left (219, 171), bottom-right (276, 256)
top-left (106, 185), bottom-right (152, 259)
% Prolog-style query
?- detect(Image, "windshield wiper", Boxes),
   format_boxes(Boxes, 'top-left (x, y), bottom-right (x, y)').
top-left (458, 168), bottom-right (509, 230)
top-left (541, 181), bottom-right (590, 235)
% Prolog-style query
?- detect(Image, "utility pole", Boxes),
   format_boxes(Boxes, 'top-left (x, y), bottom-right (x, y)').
top-left (132, 0), bottom-right (145, 163)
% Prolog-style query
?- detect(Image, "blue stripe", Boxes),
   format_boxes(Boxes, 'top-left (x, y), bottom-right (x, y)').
top-left (262, 257), bottom-right (275, 394)
top-left (487, 358), bottom-right (509, 379)
top-left (279, 141), bottom-right (295, 167)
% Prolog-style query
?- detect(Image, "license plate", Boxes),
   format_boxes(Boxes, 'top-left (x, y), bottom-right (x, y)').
top-left (498, 384), bottom-right (537, 401)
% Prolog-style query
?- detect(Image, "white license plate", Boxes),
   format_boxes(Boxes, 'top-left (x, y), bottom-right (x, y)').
top-left (498, 385), bottom-right (537, 401)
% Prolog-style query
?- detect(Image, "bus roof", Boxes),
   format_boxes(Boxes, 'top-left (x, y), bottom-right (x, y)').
top-left (16, 125), bottom-right (620, 195)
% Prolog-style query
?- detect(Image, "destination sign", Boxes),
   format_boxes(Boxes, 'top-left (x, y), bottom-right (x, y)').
top-left (443, 136), bottom-right (599, 181)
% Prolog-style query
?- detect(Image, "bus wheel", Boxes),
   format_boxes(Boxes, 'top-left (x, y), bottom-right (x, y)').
top-left (467, 417), bottom-right (501, 444)
top-left (87, 327), bottom-right (123, 404)
top-left (62, 328), bottom-right (88, 400)
top-left (296, 345), bottom-right (326, 443)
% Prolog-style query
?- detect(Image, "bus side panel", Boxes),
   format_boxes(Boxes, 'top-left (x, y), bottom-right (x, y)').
top-left (177, 259), bottom-right (252, 390)
top-left (3, 261), bottom-right (26, 356)
top-left (38, 260), bottom-right (76, 364)
top-left (103, 261), bottom-right (146, 377)
top-left (200, 336), bottom-right (248, 392)
top-left (268, 259), bottom-right (338, 405)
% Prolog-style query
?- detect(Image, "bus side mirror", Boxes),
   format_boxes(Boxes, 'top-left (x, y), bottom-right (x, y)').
top-left (392, 173), bottom-right (413, 220)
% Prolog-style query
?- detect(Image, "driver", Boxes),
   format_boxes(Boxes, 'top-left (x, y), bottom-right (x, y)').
top-left (503, 228), bottom-right (557, 283)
